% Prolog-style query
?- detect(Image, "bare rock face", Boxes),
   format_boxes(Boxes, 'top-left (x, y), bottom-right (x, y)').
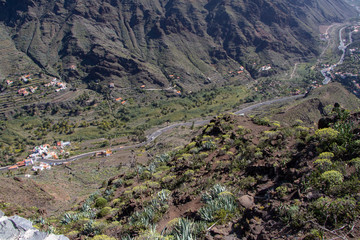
top-left (0, 0), bottom-right (357, 90)
top-left (0, 210), bottom-right (69, 240)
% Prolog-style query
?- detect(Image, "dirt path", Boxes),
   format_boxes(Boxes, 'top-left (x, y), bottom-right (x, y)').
top-left (290, 62), bottom-right (298, 79)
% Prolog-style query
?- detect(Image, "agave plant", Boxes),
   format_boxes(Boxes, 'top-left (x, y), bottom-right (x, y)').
top-left (79, 210), bottom-right (96, 219)
top-left (121, 235), bottom-right (135, 240)
top-left (34, 217), bottom-right (45, 225)
top-left (156, 153), bottom-right (171, 164)
top-left (209, 184), bottom-right (226, 198)
top-left (82, 220), bottom-right (100, 236)
top-left (60, 213), bottom-right (73, 225)
top-left (201, 192), bottom-right (212, 203)
top-left (104, 189), bottom-right (114, 200)
top-left (199, 189), bottom-right (237, 222)
top-left (113, 178), bottom-right (124, 188)
top-left (81, 203), bottom-right (91, 212)
top-left (130, 207), bottom-right (154, 228)
top-left (147, 162), bottom-right (157, 174)
top-left (157, 189), bottom-right (171, 203)
top-left (137, 165), bottom-right (145, 175)
top-left (47, 225), bottom-right (55, 234)
top-left (173, 218), bottom-right (195, 240)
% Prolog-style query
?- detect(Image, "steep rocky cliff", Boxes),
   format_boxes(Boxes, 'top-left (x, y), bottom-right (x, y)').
top-left (0, 0), bottom-right (356, 90)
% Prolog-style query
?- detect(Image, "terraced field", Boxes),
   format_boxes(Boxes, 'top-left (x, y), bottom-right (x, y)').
top-left (0, 76), bottom-right (71, 115)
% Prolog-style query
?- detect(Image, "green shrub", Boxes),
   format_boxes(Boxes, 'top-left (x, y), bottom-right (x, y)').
top-left (133, 185), bottom-right (148, 197)
top-left (97, 207), bottom-right (111, 218)
top-left (201, 140), bottom-right (216, 150)
top-left (304, 229), bottom-right (324, 240)
top-left (278, 204), bottom-right (305, 228)
top-left (275, 186), bottom-right (288, 198)
top-left (236, 125), bottom-right (248, 135)
top-left (254, 150), bottom-right (263, 159)
top-left (310, 197), bottom-right (359, 227)
top-left (315, 128), bottom-right (339, 142)
top-left (264, 130), bottom-right (279, 139)
top-left (350, 157), bottom-right (360, 171)
top-left (111, 199), bottom-right (120, 206)
top-left (124, 179), bottom-right (134, 187)
top-left (82, 220), bottom-right (101, 236)
top-left (155, 153), bottom-right (171, 164)
top-left (95, 198), bottom-right (108, 208)
top-left (189, 147), bottom-right (200, 154)
top-left (198, 152), bottom-right (208, 159)
top-left (321, 170), bottom-right (343, 187)
top-left (238, 176), bottom-right (256, 190)
top-left (113, 179), bottom-right (123, 188)
top-left (161, 175), bottom-right (176, 189)
top-left (184, 170), bottom-right (194, 179)
top-left (271, 121), bottom-right (281, 128)
top-left (139, 170), bottom-right (151, 180)
top-left (314, 159), bottom-right (332, 171)
top-left (187, 142), bottom-right (197, 149)
top-left (92, 235), bottom-right (116, 240)
top-left (293, 119), bottom-right (304, 127)
top-left (145, 181), bottom-right (160, 190)
top-left (252, 117), bottom-right (271, 126)
top-left (181, 153), bottom-right (192, 161)
top-left (318, 152), bottom-right (334, 159)
top-left (295, 126), bottom-right (310, 138)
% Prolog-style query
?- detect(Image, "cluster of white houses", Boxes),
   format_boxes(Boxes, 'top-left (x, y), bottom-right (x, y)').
top-left (8, 141), bottom-right (71, 171)
top-left (44, 78), bottom-right (67, 92)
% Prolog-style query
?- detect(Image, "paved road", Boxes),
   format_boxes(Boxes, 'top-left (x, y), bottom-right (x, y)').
top-left (36, 94), bottom-right (305, 166)
top-left (321, 24), bottom-right (354, 84)
top-left (0, 94), bottom-right (305, 170)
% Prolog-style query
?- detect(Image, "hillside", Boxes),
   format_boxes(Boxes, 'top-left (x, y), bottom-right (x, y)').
top-left (0, 0), bottom-right (357, 91)
top-left (1, 90), bottom-right (360, 239)
top-left (256, 83), bottom-right (360, 125)
top-left (9, 106), bottom-right (358, 240)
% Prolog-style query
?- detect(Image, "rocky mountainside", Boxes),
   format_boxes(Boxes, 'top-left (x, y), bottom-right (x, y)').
top-left (0, 0), bottom-right (357, 90)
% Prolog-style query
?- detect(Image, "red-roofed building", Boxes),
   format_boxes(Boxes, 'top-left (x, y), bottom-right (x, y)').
top-left (8, 165), bottom-right (18, 170)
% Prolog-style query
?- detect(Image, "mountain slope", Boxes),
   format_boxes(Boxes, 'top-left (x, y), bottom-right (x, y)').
top-left (0, 0), bottom-right (357, 90)
top-left (18, 108), bottom-right (360, 239)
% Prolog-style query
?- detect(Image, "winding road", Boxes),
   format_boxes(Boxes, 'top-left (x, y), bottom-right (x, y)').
top-left (321, 23), bottom-right (355, 84)
top-left (32, 94), bottom-right (304, 166)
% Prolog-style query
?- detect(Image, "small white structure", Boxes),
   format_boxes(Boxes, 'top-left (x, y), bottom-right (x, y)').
top-left (32, 163), bottom-right (51, 171)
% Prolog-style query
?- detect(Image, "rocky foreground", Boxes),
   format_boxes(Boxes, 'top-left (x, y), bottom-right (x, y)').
top-left (0, 210), bottom-right (68, 240)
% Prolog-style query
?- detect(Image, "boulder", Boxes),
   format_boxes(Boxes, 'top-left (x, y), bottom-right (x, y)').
top-left (0, 218), bottom-right (20, 240)
top-left (0, 213), bottom-right (69, 240)
top-left (9, 215), bottom-right (34, 231)
top-left (238, 195), bottom-right (254, 209)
